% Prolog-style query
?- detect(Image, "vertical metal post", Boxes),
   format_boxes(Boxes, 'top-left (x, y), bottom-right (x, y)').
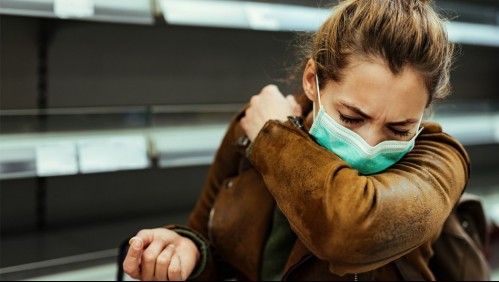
top-left (37, 20), bottom-right (48, 111)
top-left (36, 19), bottom-right (50, 230)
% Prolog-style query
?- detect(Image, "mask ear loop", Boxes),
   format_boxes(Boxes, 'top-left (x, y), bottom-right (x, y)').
top-left (414, 113), bottom-right (425, 137)
top-left (313, 74), bottom-right (321, 121)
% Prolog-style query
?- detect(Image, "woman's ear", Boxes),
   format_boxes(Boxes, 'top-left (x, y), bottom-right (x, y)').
top-left (302, 59), bottom-right (317, 102)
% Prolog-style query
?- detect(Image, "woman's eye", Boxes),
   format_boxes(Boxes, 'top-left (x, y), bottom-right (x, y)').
top-left (390, 128), bottom-right (410, 137)
top-left (339, 114), bottom-right (363, 124)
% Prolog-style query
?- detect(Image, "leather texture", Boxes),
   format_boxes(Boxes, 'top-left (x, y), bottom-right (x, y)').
top-left (180, 97), bottom-right (471, 281)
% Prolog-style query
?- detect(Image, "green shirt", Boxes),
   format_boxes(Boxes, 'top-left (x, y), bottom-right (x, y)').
top-left (260, 207), bottom-right (297, 281)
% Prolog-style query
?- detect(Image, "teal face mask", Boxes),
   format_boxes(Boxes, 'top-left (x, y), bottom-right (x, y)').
top-left (309, 75), bottom-right (423, 175)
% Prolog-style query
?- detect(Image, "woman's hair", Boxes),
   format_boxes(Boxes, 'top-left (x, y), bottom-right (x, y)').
top-left (294, 0), bottom-right (454, 108)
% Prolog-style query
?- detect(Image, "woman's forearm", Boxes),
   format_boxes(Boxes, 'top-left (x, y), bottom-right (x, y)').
top-left (249, 119), bottom-right (470, 275)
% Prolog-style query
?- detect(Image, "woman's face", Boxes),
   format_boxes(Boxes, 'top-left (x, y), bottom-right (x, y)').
top-left (305, 57), bottom-right (428, 146)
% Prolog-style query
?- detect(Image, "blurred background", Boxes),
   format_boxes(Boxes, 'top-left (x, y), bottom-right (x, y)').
top-left (1, 0), bottom-right (498, 280)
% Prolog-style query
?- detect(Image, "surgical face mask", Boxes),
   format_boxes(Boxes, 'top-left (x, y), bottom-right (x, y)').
top-left (309, 75), bottom-right (423, 175)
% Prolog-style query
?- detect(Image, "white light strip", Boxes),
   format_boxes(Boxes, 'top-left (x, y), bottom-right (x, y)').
top-left (160, 0), bottom-right (499, 47)
top-left (446, 21), bottom-right (499, 48)
top-left (160, 0), bottom-right (248, 29)
top-left (430, 113), bottom-right (499, 146)
top-left (494, 114), bottom-right (499, 142)
top-left (243, 2), bottom-right (330, 32)
top-left (0, 0), bottom-right (154, 25)
top-left (160, 0), bottom-right (330, 31)
top-left (0, 249), bottom-right (117, 274)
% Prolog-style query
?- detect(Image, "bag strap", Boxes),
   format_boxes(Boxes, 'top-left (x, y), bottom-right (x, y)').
top-left (457, 192), bottom-right (489, 249)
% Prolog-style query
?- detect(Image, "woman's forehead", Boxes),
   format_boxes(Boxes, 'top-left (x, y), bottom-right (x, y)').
top-left (324, 60), bottom-right (427, 119)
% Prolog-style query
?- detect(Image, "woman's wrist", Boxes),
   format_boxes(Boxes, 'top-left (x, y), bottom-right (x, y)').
top-left (166, 225), bottom-right (209, 280)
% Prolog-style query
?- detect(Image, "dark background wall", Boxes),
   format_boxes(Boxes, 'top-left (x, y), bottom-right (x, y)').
top-left (1, 16), bottom-right (299, 110)
top-left (0, 16), bottom-right (39, 109)
top-left (2, 15), bottom-right (498, 111)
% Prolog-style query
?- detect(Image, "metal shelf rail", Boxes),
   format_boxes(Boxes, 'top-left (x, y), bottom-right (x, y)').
top-left (1, 110), bottom-right (498, 180)
top-left (1, 0), bottom-right (498, 47)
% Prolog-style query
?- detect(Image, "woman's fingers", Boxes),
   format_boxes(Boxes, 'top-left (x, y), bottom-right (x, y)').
top-left (286, 95), bottom-right (302, 116)
top-left (154, 244), bottom-right (176, 281)
top-left (123, 237), bottom-right (144, 280)
top-left (175, 244), bottom-right (199, 281)
top-left (286, 94), bottom-right (296, 106)
top-left (141, 239), bottom-right (168, 281)
top-left (122, 228), bottom-right (198, 281)
top-left (168, 254), bottom-right (184, 281)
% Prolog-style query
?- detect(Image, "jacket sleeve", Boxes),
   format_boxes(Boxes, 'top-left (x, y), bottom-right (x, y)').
top-left (249, 119), bottom-right (470, 276)
top-left (177, 108), bottom-right (248, 280)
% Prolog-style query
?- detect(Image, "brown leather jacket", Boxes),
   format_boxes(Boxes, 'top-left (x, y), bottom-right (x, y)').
top-left (179, 101), bottom-right (470, 281)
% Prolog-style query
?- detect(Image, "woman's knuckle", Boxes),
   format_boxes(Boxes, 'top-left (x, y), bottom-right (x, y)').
top-left (157, 256), bottom-right (169, 266)
top-left (263, 84), bottom-right (277, 91)
top-left (250, 95), bottom-right (259, 104)
top-left (170, 265), bottom-right (180, 274)
top-left (143, 253), bottom-right (156, 263)
top-left (123, 263), bottom-right (133, 274)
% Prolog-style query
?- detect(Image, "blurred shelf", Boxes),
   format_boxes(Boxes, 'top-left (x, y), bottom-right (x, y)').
top-left (1, 104), bottom-right (498, 180)
top-left (1, 0), bottom-right (498, 47)
top-left (0, 104), bottom-right (242, 133)
top-left (159, 0), bottom-right (329, 32)
top-left (0, 124), bottom-right (230, 180)
top-left (153, 125), bottom-right (228, 168)
top-left (0, 104), bottom-right (244, 180)
top-left (159, 0), bottom-right (499, 47)
top-left (430, 113), bottom-right (499, 146)
top-left (0, 0), bottom-right (154, 25)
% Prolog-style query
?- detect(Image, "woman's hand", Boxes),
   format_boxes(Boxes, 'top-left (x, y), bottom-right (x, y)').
top-left (123, 228), bottom-right (199, 281)
top-left (241, 85), bottom-right (302, 141)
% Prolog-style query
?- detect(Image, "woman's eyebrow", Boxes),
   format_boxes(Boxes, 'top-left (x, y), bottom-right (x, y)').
top-left (339, 101), bottom-right (372, 119)
top-left (387, 119), bottom-right (419, 126)
top-left (339, 100), bottom-right (419, 125)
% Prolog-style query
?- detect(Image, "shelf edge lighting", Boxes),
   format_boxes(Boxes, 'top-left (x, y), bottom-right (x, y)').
top-left (0, 0), bottom-right (154, 25)
top-left (160, 0), bottom-right (499, 48)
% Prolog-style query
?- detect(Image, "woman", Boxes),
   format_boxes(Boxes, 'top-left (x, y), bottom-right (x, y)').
top-left (123, 0), bottom-right (470, 280)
